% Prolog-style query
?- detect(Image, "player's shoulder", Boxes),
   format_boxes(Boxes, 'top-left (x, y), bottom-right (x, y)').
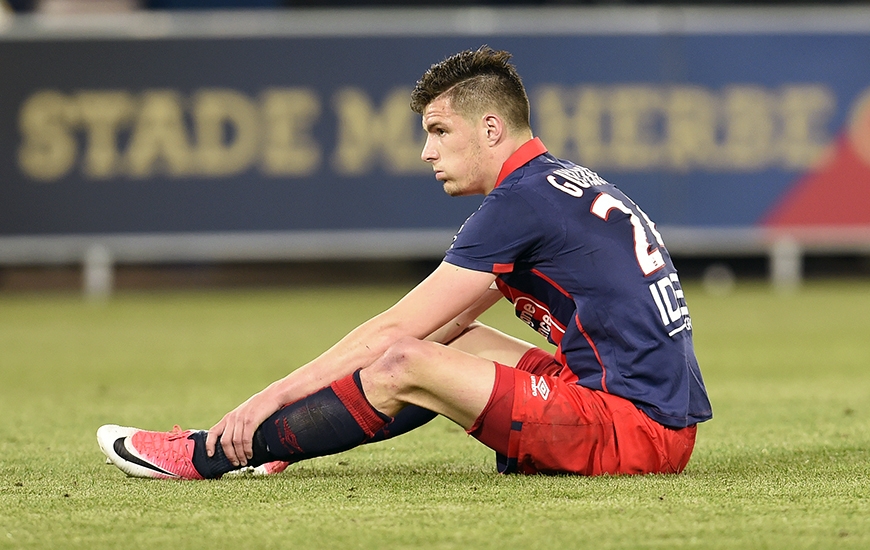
top-left (504, 154), bottom-right (611, 204)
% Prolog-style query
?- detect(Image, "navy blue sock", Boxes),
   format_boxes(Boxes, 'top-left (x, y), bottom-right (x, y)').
top-left (256, 370), bottom-right (391, 462)
top-left (366, 405), bottom-right (437, 443)
top-left (184, 429), bottom-right (278, 479)
top-left (188, 370), bottom-right (392, 478)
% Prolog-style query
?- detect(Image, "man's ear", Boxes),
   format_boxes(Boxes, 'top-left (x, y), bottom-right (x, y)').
top-left (482, 114), bottom-right (505, 145)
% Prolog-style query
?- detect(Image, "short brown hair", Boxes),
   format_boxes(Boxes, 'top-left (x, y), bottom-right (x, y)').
top-left (410, 46), bottom-right (531, 133)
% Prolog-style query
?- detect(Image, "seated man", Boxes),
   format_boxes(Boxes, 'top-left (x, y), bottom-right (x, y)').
top-left (98, 46), bottom-right (712, 479)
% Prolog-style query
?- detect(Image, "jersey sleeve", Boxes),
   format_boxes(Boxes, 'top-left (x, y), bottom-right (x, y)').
top-left (444, 190), bottom-right (545, 274)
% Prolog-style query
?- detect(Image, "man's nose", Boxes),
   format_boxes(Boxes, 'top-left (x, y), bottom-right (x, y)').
top-left (421, 136), bottom-right (437, 163)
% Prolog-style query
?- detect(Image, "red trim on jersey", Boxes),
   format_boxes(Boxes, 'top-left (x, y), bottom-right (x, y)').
top-left (574, 314), bottom-right (608, 392)
top-left (495, 137), bottom-right (548, 188)
top-left (531, 268), bottom-right (572, 298)
top-left (492, 262), bottom-right (514, 273)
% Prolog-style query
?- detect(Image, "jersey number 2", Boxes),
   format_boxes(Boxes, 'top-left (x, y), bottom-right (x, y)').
top-left (590, 193), bottom-right (666, 276)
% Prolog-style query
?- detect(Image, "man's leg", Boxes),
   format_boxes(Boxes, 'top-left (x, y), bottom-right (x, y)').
top-left (359, 324), bottom-right (534, 427)
top-left (365, 322), bottom-right (534, 443)
top-left (99, 369), bottom-right (396, 480)
top-left (245, 325), bottom-right (693, 478)
top-left (99, 324), bottom-right (534, 479)
top-left (199, 329), bottom-right (527, 477)
top-left (358, 339), bottom-right (495, 428)
top-left (445, 321), bottom-right (536, 365)
top-left (223, 324), bottom-right (534, 474)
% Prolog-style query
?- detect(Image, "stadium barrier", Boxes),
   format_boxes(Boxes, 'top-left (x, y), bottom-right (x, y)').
top-left (2, 6), bottom-right (870, 294)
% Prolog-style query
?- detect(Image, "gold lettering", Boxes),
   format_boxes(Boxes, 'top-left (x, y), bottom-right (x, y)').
top-left (535, 84), bottom-right (839, 172)
top-left (533, 86), bottom-right (610, 167)
top-left (77, 91), bottom-right (134, 178)
top-left (260, 88), bottom-right (321, 176)
top-left (125, 90), bottom-right (193, 177)
top-left (666, 87), bottom-right (718, 171)
top-left (17, 91), bottom-right (77, 181)
top-left (193, 89), bottom-right (259, 176)
top-left (721, 86), bottom-right (774, 170)
top-left (18, 84), bottom-right (835, 181)
top-left (532, 86), bottom-right (572, 159)
top-left (332, 87), bottom-right (426, 175)
top-left (609, 86), bottom-right (664, 170)
top-left (574, 88), bottom-right (610, 168)
top-left (778, 85), bottom-right (835, 169)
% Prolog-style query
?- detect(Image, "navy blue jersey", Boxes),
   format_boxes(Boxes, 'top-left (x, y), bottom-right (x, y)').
top-left (444, 138), bottom-right (712, 428)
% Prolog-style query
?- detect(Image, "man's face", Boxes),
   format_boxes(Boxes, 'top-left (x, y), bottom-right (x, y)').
top-left (420, 96), bottom-right (487, 197)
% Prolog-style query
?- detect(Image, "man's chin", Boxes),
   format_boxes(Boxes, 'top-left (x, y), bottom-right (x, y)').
top-left (442, 183), bottom-right (458, 196)
top-left (442, 182), bottom-right (467, 197)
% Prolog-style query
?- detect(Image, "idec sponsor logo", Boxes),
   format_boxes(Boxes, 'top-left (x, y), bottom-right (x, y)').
top-left (515, 296), bottom-right (565, 342)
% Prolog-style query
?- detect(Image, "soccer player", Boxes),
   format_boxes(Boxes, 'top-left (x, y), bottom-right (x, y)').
top-left (98, 46), bottom-right (712, 479)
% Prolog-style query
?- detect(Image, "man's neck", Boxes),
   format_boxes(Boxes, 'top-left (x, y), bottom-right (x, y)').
top-left (487, 134), bottom-right (543, 194)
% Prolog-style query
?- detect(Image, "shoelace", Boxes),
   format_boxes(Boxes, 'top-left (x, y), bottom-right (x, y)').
top-left (137, 425), bottom-right (193, 463)
top-left (166, 425), bottom-right (187, 441)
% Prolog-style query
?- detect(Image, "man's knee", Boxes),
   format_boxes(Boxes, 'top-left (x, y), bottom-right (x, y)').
top-left (369, 336), bottom-right (431, 388)
top-left (361, 336), bottom-right (497, 426)
top-left (359, 337), bottom-right (435, 413)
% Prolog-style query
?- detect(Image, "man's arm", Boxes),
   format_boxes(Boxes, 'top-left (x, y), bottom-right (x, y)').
top-left (206, 261), bottom-right (497, 464)
top-left (266, 262), bottom-right (497, 404)
top-left (425, 283), bottom-right (502, 345)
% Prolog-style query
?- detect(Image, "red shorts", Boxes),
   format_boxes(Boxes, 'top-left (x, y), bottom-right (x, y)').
top-left (469, 348), bottom-right (697, 476)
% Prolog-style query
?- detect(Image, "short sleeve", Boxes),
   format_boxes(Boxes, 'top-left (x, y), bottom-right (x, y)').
top-left (444, 190), bottom-right (544, 274)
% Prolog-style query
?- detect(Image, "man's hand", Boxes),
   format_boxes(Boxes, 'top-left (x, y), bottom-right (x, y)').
top-left (205, 388), bottom-right (283, 467)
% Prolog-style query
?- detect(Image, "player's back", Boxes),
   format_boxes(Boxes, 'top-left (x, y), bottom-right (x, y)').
top-left (496, 155), bottom-right (712, 428)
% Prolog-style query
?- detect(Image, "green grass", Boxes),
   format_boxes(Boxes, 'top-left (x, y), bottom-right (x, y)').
top-left (1, 281), bottom-right (869, 549)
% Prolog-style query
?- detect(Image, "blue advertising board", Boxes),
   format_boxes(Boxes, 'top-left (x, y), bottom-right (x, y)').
top-left (2, 8), bottom-right (870, 261)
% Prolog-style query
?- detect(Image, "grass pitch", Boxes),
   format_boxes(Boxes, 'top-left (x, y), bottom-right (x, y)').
top-left (1, 280), bottom-right (869, 549)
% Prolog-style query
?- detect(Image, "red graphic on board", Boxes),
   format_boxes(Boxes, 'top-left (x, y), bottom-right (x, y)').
top-left (762, 135), bottom-right (870, 226)
top-left (764, 91), bottom-right (870, 228)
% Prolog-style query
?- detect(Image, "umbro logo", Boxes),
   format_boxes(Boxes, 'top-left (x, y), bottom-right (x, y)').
top-left (530, 376), bottom-right (550, 401)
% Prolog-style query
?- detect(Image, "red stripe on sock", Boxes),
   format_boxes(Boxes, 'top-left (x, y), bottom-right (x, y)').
top-left (330, 373), bottom-right (388, 438)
